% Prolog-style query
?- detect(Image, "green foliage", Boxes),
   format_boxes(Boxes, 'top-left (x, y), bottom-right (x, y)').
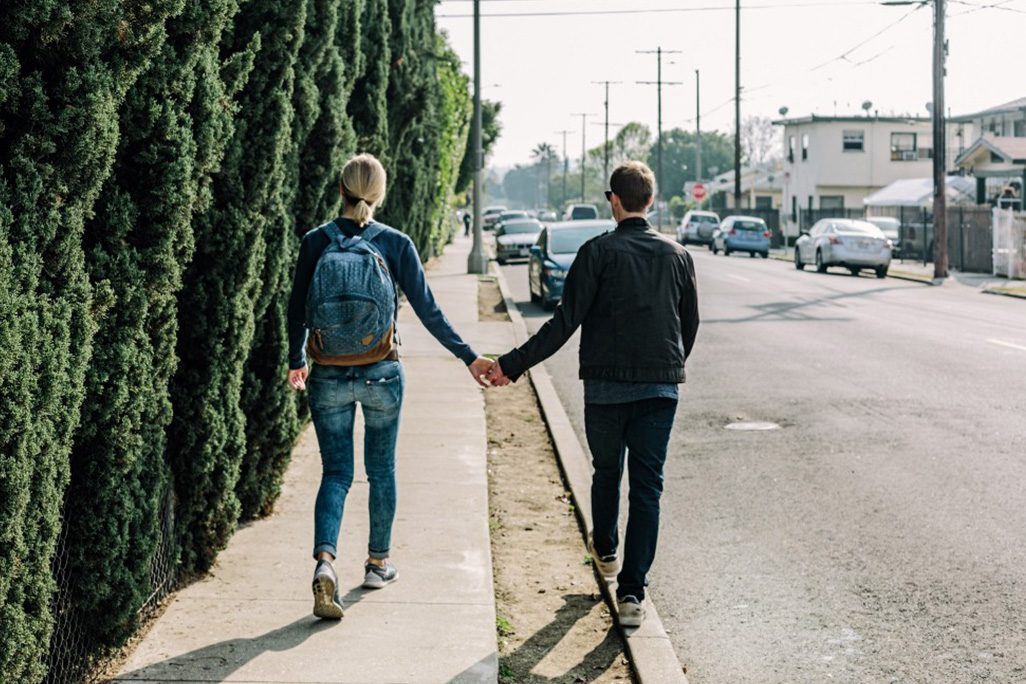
top-left (646, 128), bottom-right (735, 198)
top-left (456, 99), bottom-right (502, 196)
top-left (1, 0), bottom-right (489, 677)
top-left (0, 1), bottom-right (173, 677)
top-left (168, 0), bottom-right (306, 573)
top-left (58, 0), bottom-right (249, 659)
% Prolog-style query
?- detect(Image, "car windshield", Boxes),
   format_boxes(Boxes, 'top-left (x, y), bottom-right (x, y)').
top-left (734, 220), bottom-right (765, 231)
top-left (500, 212), bottom-right (527, 220)
top-left (550, 225), bottom-right (610, 254)
top-left (501, 220), bottom-right (541, 234)
top-left (692, 215), bottom-right (718, 223)
top-left (837, 221), bottom-right (883, 236)
top-left (571, 206), bottom-right (598, 219)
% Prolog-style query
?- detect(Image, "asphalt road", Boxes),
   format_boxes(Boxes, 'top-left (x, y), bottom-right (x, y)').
top-left (499, 246), bottom-right (1026, 684)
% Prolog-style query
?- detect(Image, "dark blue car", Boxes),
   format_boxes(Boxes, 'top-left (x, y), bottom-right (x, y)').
top-left (528, 219), bottom-right (615, 310)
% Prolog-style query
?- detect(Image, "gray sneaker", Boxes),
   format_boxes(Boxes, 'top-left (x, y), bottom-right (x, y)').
top-left (362, 560), bottom-right (399, 589)
top-left (588, 534), bottom-right (619, 579)
top-left (616, 595), bottom-right (645, 628)
top-left (312, 560), bottom-right (344, 619)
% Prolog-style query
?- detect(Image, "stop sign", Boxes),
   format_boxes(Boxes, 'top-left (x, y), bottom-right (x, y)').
top-left (692, 183), bottom-right (707, 201)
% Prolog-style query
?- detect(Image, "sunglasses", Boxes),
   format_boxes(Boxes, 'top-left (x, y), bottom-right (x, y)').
top-left (604, 190), bottom-right (613, 202)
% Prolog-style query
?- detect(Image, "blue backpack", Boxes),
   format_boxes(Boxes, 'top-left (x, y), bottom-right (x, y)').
top-left (305, 221), bottom-right (397, 365)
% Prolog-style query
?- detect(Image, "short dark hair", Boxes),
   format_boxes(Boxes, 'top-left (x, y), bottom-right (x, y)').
top-left (609, 161), bottom-right (656, 213)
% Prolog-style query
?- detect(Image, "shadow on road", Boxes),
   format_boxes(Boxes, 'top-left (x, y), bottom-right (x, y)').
top-left (704, 285), bottom-right (910, 325)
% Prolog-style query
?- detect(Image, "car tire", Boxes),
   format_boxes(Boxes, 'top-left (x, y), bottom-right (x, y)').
top-left (749, 251), bottom-right (755, 258)
top-left (497, 257), bottom-right (506, 266)
top-left (815, 249), bottom-right (828, 273)
top-left (759, 252), bottom-right (768, 259)
top-left (794, 250), bottom-right (805, 270)
top-left (529, 285), bottom-right (541, 304)
top-left (875, 266), bottom-right (888, 279)
top-left (711, 244), bottom-right (718, 255)
top-left (849, 267), bottom-right (860, 276)
top-left (724, 248), bottom-right (731, 257)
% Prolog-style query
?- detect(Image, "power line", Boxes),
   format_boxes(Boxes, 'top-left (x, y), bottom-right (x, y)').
top-left (809, 3), bottom-right (924, 71)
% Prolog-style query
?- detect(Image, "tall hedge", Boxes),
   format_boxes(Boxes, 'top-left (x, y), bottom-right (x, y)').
top-left (54, 0), bottom-right (253, 661)
top-left (0, 2), bottom-right (174, 679)
top-left (1, 0), bottom-right (489, 678)
top-left (167, 0), bottom-right (307, 573)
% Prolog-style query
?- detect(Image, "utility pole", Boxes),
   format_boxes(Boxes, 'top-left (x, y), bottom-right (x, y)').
top-left (556, 129), bottom-right (573, 209)
top-left (695, 69), bottom-right (702, 183)
top-left (932, 0), bottom-right (948, 279)
top-left (734, 0), bottom-right (742, 213)
top-left (638, 47), bottom-right (683, 229)
top-left (572, 113), bottom-right (595, 203)
top-left (592, 81), bottom-right (622, 188)
top-left (467, 0), bottom-right (488, 274)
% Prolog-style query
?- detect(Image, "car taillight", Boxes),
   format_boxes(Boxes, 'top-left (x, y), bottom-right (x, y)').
top-left (829, 236), bottom-right (842, 245)
top-left (730, 229), bottom-right (736, 236)
top-left (884, 240), bottom-right (893, 250)
top-left (762, 231), bottom-right (770, 238)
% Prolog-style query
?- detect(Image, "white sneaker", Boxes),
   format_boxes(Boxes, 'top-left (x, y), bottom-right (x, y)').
top-left (617, 595), bottom-right (645, 628)
top-left (312, 560), bottom-right (344, 619)
top-left (588, 534), bottom-right (619, 579)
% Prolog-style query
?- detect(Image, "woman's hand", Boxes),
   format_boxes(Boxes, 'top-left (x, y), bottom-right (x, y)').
top-left (467, 357), bottom-right (494, 388)
top-left (288, 366), bottom-right (308, 391)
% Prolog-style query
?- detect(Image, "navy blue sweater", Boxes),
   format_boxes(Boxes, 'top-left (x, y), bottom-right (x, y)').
top-left (287, 218), bottom-right (478, 369)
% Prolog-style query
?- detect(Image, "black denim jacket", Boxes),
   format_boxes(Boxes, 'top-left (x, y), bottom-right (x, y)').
top-left (499, 217), bottom-right (699, 383)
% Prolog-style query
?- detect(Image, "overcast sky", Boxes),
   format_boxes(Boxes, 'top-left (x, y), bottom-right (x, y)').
top-left (434, 0), bottom-right (1026, 169)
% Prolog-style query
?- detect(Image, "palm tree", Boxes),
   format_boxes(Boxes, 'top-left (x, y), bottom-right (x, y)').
top-left (531, 143), bottom-right (558, 209)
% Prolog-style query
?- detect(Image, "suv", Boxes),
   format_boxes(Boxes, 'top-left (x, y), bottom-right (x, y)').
top-left (677, 210), bottom-right (721, 246)
top-left (562, 204), bottom-right (599, 221)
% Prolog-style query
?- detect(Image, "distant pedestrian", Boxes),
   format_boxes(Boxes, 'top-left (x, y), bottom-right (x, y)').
top-left (487, 161), bottom-right (699, 628)
top-left (287, 153), bottom-right (493, 619)
top-left (463, 209), bottom-right (472, 237)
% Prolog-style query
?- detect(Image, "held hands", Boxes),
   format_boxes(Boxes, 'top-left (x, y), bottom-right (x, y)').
top-left (468, 357), bottom-right (512, 388)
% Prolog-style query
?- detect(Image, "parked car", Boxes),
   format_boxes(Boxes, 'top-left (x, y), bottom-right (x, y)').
top-left (710, 216), bottom-right (770, 258)
top-left (494, 219), bottom-right (543, 264)
top-left (536, 209), bottom-right (559, 222)
top-left (677, 210), bottom-right (721, 246)
top-left (528, 219), bottom-right (615, 310)
top-left (493, 210), bottom-right (530, 231)
top-left (865, 216), bottom-right (902, 259)
top-left (562, 204), bottom-right (599, 221)
top-left (794, 218), bottom-right (892, 278)
top-left (482, 205), bottom-right (508, 230)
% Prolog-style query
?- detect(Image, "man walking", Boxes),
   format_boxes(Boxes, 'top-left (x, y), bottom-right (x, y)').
top-left (488, 161), bottom-right (699, 627)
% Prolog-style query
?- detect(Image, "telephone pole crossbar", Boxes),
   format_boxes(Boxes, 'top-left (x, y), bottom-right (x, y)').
top-left (637, 47), bottom-right (683, 230)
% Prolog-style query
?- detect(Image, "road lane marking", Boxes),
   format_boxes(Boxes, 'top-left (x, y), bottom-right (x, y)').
top-left (728, 274), bottom-right (751, 282)
top-left (987, 338), bottom-right (1026, 353)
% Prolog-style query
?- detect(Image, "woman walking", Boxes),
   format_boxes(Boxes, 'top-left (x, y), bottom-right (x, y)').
top-left (287, 153), bottom-right (493, 619)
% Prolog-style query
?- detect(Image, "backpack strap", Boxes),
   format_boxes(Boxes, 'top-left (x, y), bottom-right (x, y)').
top-left (322, 221), bottom-right (344, 243)
top-left (360, 222), bottom-right (386, 244)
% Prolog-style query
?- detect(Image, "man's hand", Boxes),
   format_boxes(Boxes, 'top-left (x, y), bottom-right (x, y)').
top-left (287, 366), bottom-right (308, 391)
top-left (487, 360), bottom-right (512, 387)
top-left (468, 357), bottom-right (494, 388)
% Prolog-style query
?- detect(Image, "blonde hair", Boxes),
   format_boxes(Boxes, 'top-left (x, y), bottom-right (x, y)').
top-left (341, 153), bottom-right (387, 226)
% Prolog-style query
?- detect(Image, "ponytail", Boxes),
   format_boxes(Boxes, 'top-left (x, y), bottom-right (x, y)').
top-left (340, 154), bottom-right (387, 227)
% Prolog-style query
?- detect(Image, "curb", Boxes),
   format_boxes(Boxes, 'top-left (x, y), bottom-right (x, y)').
top-left (490, 262), bottom-right (689, 684)
top-left (772, 251), bottom-right (938, 285)
top-left (983, 287), bottom-right (1026, 301)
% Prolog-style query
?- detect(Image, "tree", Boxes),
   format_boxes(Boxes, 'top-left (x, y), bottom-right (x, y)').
top-left (612, 122), bottom-right (652, 167)
top-left (455, 99), bottom-right (502, 196)
top-left (742, 115), bottom-right (782, 167)
top-left (502, 165), bottom-right (538, 208)
top-left (531, 142), bottom-right (558, 208)
top-left (646, 128), bottom-right (734, 200)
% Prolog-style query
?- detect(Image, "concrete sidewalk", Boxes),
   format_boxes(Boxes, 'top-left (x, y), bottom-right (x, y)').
top-left (115, 234), bottom-right (515, 683)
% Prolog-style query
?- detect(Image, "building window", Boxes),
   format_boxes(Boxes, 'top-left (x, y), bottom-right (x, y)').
top-left (802, 134), bottom-right (809, 161)
top-left (788, 135), bottom-right (795, 163)
top-left (820, 196), bottom-right (844, 210)
top-left (755, 196), bottom-right (772, 210)
top-left (1015, 120), bottom-right (1025, 137)
top-left (791, 196), bottom-right (797, 222)
top-left (891, 132), bottom-right (918, 161)
top-left (843, 130), bottom-right (865, 152)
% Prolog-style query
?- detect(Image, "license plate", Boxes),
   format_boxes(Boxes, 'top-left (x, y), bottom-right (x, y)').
top-left (518, 249), bottom-right (528, 256)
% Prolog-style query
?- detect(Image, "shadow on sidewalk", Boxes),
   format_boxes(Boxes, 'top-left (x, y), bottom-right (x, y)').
top-left (114, 603), bottom-right (349, 682)
top-left (450, 593), bottom-right (622, 684)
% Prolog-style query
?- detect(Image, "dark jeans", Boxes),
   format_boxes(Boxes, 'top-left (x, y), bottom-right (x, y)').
top-left (585, 397), bottom-right (677, 600)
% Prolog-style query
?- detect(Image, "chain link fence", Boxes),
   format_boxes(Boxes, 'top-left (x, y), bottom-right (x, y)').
top-left (43, 482), bottom-right (178, 684)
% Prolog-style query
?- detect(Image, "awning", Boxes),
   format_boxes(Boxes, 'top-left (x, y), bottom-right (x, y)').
top-left (863, 177), bottom-right (976, 208)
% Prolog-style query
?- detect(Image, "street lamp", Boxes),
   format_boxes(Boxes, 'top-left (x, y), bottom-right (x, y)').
top-left (468, 0), bottom-right (489, 274)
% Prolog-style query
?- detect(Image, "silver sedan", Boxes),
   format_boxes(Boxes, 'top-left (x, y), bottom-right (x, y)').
top-left (795, 218), bottom-right (893, 278)
top-left (494, 219), bottom-right (543, 264)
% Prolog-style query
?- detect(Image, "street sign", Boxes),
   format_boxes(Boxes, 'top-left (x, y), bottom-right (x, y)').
top-left (692, 183), bottom-right (707, 201)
